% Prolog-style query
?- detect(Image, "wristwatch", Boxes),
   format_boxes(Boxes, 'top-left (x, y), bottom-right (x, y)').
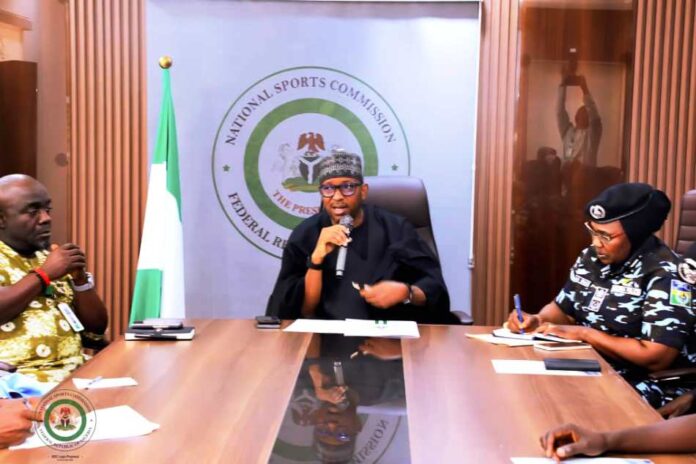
top-left (403, 284), bottom-right (413, 305)
top-left (306, 255), bottom-right (323, 271)
top-left (73, 272), bottom-right (95, 292)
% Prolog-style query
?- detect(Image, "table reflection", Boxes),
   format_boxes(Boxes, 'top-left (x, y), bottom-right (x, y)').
top-left (270, 334), bottom-right (410, 464)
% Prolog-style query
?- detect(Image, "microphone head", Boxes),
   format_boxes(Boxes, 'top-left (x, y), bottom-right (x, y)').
top-left (339, 214), bottom-right (354, 230)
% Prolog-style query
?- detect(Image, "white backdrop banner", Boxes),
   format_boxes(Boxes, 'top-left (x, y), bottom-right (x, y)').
top-left (146, 1), bottom-right (480, 318)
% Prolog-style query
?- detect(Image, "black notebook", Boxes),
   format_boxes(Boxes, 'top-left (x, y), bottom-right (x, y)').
top-left (543, 358), bottom-right (601, 372)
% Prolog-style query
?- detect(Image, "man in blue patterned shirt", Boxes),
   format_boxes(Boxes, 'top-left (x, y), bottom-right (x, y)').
top-left (508, 183), bottom-right (695, 408)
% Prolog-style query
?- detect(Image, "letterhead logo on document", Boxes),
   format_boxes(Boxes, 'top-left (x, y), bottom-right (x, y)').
top-left (34, 389), bottom-right (96, 452)
top-left (212, 66), bottom-right (410, 258)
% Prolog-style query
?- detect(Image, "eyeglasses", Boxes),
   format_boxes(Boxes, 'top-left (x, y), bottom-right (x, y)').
top-left (318, 182), bottom-right (362, 198)
top-left (583, 221), bottom-right (623, 245)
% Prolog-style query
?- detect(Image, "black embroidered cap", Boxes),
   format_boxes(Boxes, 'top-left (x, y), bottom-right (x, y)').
top-left (316, 150), bottom-right (363, 185)
top-left (585, 182), bottom-right (671, 248)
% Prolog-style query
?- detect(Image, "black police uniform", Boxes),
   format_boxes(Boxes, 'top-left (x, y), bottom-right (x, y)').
top-left (559, 183), bottom-right (695, 408)
top-left (556, 237), bottom-right (694, 407)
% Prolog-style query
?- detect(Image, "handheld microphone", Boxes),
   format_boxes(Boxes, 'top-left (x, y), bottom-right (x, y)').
top-left (336, 215), bottom-right (354, 278)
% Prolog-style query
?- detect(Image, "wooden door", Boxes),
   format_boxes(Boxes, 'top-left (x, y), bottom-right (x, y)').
top-left (0, 60), bottom-right (37, 177)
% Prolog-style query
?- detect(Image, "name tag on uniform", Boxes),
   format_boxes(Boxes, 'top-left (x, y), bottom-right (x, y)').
top-left (58, 303), bottom-right (85, 333)
top-left (570, 270), bottom-right (591, 288)
top-left (610, 285), bottom-right (642, 296)
top-left (588, 287), bottom-right (608, 312)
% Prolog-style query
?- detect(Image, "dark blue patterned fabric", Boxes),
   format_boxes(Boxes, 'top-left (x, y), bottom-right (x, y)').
top-left (556, 236), bottom-right (695, 407)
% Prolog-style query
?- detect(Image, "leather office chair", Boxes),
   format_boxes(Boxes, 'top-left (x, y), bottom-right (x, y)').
top-left (675, 189), bottom-right (696, 255)
top-left (363, 176), bottom-right (473, 324)
top-left (649, 189), bottom-right (696, 403)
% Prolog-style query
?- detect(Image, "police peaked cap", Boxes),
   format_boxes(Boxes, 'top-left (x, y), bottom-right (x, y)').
top-left (585, 183), bottom-right (671, 248)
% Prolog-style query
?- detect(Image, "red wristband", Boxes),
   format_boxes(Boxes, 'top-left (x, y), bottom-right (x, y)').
top-left (33, 267), bottom-right (51, 287)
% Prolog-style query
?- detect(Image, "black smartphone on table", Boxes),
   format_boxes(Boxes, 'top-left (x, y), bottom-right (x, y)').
top-left (544, 358), bottom-right (601, 372)
top-left (255, 315), bottom-right (281, 329)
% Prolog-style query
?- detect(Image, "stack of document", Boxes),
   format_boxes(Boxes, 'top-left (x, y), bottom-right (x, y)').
top-left (491, 328), bottom-right (575, 343)
top-left (466, 328), bottom-right (585, 347)
top-left (284, 318), bottom-right (420, 338)
top-left (11, 405), bottom-right (160, 450)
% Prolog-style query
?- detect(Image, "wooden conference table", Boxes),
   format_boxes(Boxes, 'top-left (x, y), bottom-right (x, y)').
top-left (1, 321), bottom-right (694, 463)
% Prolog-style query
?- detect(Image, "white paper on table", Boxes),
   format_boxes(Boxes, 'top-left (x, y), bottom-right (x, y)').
top-left (283, 319), bottom-right (346, 334)
top-left (511, 458), bottom-right (652, 463)
top-left (466, 333), bottom-right (536, 347)
top-left (343, 319), bottom-right (420, 338)
top-left (491, 360), bottom-right (601, 377)
top-left (11, 405), bottom-right (160, 450)
top-left (72, 377), bottom-right (138, 390)
top-left (493, 327), bottom-right (537, 341)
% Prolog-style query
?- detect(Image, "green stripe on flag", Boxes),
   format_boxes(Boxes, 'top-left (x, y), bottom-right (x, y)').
top-left (129, 269), bottom-right (163, 323)
top-left (153, 69), bottom-right (182, 220)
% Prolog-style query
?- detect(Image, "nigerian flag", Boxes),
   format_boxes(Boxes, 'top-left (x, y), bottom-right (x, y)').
top-left (130, 66), bottom-right (185, 323)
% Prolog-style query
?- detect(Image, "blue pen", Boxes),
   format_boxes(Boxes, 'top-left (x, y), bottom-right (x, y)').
top-left (513, 294), bottom-right (525, 334)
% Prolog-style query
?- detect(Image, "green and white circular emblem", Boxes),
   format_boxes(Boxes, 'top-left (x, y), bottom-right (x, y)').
top-left (212, 66), bottom-right (410, 258)
top-left (35, 389), bottom-right (96, 451)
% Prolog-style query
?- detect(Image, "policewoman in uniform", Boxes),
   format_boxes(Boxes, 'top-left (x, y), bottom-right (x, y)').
top-left (508, 183), bottom-right (695, 408)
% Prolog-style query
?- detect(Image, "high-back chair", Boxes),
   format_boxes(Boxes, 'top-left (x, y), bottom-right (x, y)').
top-left (649, 189), bottom-right (696, 399)
top-left (675, 189), bottom-right (696, 255)
top-left (363, 176), bottom-right (439, 258)
top-left (363, 176), bottom-right (472, 324)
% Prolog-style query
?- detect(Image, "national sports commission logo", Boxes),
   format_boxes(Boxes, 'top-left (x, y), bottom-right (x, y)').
top-left (35, 389), bottom-right (96, 451)
top-left (212, 67), bottom-right (410, 257)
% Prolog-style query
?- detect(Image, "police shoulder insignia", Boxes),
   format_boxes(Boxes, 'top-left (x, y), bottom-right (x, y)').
top-left (669, 279), bottom-right (692, 308)
top-left (678, 258), bottom-right (696, 285)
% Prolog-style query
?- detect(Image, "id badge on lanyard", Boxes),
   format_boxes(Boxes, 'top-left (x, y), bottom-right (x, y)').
top-left (57, 302), bottom-right (85, 332)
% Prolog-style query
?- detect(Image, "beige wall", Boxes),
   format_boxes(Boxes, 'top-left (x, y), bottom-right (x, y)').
top-left (35, 0), bottom-right (69, 244)
top-left (0, 22), bottom-right (24, 60)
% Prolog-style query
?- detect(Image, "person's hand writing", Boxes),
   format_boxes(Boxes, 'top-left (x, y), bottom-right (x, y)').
top-left (540, 423), bottom-right (608, 461)
top-left (658, 391), bottom-right (695, 419)
top-left (42, 243), bottom-right (86, 280)
top-left (311, 225), bottom-right (351, 265)
top-left (505, 310), bottom-right (541, 333)
top-left (359, 281), bottom-right (409, 309)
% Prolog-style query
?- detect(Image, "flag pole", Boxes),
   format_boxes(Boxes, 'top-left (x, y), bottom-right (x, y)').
top-left (129, 54), bottom-right (185, 324)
